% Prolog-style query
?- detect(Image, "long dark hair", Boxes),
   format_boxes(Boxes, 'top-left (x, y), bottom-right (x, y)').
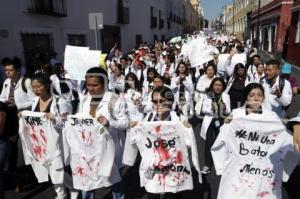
top-left (233, 63), bottom-right (246, 79)
top-left (151, 86), bottom-right (174, 108)
top-left (175, 61), bottom-right (189, 77)
top-left (207, 77), bottom-right (226, 94)
top-left (125, 72), bottom-right (142, 93)
top-left (115, 64), bottom-right (124, 76)
top-left (147, 67), bottom-right (158, 82)
top-left (243, 83), bottom-right (265, 103)
top-left (31, 73), bottom-right (52, 94)
top-left (205, 62), bottom-right (217, 75)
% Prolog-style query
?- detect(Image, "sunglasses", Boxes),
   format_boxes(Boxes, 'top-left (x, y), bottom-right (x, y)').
top-left (152, 99), bottom-right (167, 104)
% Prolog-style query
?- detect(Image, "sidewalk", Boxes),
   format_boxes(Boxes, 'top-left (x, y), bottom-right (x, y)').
top-left (258, 49), bottom-right (300, 82)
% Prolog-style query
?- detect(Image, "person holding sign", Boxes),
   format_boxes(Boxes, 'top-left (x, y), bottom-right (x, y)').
top-left (124, 86), bottom-right (201, 199)
top-left (211, 83), bottom-right (299, 199)
top-left (19, 73), bottom-right (74, 199)
top-left (200, 77), bottom-right (231, 174)
top-left (77, 67), bottom-right (128, 199)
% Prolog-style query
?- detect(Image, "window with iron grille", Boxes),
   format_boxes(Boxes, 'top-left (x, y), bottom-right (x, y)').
top-left (117, 0), bottom-right (130, 24)
top-left (159, 19), bottom-right (164, 29)
top-left (68, 34), bottom-right (87, 46)
top-left (21, 33), bottom-right (54, 68)
top-left (136, 35), bottom-right (142, 45)
top-left (150, 6), bottom-right (157, 29)
top-left (26, 0), bottom-right (67, 17)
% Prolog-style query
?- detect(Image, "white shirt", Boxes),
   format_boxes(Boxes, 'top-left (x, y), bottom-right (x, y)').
top-left (211, 107), bottom-right (299, 199)
top-left (122, 89), bottom-right (144, 121)
top-left (19, 111), bottom-right (64, 183)
top-left (261, 76), bottom-right (292, 118)
top-left (123, 112), bottom-right (201, 193)
top-left (0, 77), bottom-right (35, 110)
top-left (63, 114), bottom-right (120, 191)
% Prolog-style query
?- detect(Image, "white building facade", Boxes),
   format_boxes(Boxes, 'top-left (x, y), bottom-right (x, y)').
top-left (0, 0), bottom-right (197, 66)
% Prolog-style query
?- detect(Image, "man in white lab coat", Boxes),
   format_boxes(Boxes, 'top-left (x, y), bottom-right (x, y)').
top-left (261, 60), bottom-right (292, 118)
top-left (77, 67), bottom-right (128, 199)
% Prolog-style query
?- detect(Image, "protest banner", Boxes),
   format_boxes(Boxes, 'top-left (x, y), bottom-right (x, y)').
top-left (123, 121), bottom-right (201, 193)
top-left (64, 45), bottom-right (101, 81)
top-left (211, 116), bottom-right (298, 199)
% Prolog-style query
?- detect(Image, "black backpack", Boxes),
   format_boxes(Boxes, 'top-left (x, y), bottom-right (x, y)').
top-left (21, 77), bottom-right (29, 93)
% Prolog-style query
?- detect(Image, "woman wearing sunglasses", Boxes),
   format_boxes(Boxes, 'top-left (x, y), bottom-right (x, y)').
top-left (127, 86), bottom-right (200, 199)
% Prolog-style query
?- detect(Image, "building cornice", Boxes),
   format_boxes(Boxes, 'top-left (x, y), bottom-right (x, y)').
top-left (252, 1), bottom-right (293, 18)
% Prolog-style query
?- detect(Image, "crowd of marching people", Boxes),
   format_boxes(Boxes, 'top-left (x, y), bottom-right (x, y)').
top-left (0, 33), bottom-right (300, 199)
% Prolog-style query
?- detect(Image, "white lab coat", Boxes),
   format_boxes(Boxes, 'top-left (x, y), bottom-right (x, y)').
top-left (170, 75), bottom-right (194, 117)
top-left (142, 90), bottom-right (154, 114)
top-left (78, 91), bottom-right (129, 170)
top-left (0, 77), bottom-right (35, 110)
top-left (122, 89), bottom-right (144, 121)
top-left (211, 107), bottom-right (299, 199)
top-left (200, 93), bottom-right (231, 140)
top-left (50, 75), bottom-right (73, 102)
top-left (125, 65), bottom-right (137, 76)
top-left (122, 111), bottom-right (202, 193)
top-left (194, 75), bottom-right (216, 115)
top-left (31, 96), bottom-right (72, 126)
top-left (19, 111), bottom-right (64, 184)
top-left (247, 64), bottom-right (257, 76)
top-left (261, 76), bottom-right (292, 118)
top-left (63, 114), bottom-right (118, 191)
top-left (108, 74), bottom-right (125, 93)
top-left (160, 63), bottom-right (175, 77)
top-left (249, 72), bottom-right (264, 84)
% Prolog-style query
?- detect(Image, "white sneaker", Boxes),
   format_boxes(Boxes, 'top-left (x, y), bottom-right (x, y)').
top-left (70, 190), bottom-right (79, 199)
top-left (201, 166), bottom-right (211, 174)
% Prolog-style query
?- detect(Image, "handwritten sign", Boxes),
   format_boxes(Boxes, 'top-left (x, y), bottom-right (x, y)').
top-left (64, 114), bottom-right (114, 191)
top-left (211, 116), bottom-right (297, 199)
top-left (129, 121), bottom-right (195, 193)
top-left (64, 45), bottom-right (101, 81)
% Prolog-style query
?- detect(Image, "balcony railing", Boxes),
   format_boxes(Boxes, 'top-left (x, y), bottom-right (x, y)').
top-left (151, 16), bottom-right (157, 28)
top-left (27, 0), bottom-right (67, 17)
top-left (117, 6), bottom-right (130, 24)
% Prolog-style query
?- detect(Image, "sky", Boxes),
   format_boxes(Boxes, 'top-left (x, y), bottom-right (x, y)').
top-left (201, 0), bottom-right (232, 21)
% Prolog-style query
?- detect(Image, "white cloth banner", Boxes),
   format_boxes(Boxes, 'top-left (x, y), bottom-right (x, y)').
top-left (187, 37), bottom-right (217, 68)
top-left (123, 121), bottom-right (201, 193)
top-left (217, 54), bottom-right (230, 73)
top-left (227, 54), bottom-right (247, 77)
top-left (63, 114), bottom-right (119, 191)
top-left (64, 45), bottom-right (101, 81)
top-left (211, 114), bottom-right (299, 199)
top-left (19, 111), bottom-right (64, 183)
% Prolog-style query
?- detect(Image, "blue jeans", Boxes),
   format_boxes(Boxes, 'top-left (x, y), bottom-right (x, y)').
top-left (81, 190), bottom-right (95, 199)
top-left (0, 139), bottom-right (10, 199)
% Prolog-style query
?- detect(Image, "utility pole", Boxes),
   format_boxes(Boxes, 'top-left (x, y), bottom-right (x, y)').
top-left (256, 0), bottom-right (261, 49)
